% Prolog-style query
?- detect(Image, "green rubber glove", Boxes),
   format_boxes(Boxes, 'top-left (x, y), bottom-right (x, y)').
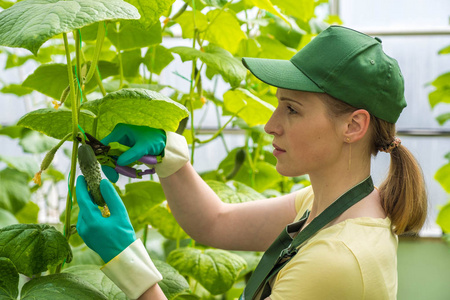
top-left (76, 175), bottom-right (136, 263)
top-left (100, 123), bottom-right (166, 183)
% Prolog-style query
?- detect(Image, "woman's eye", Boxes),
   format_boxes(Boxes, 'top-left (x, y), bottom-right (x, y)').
top-left (287, 105), bottom-right (297, 114)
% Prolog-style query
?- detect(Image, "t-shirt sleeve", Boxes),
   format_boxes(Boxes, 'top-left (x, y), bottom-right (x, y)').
top-left (270, 239), bottom-right (364, 300)
top-left (294, 186), bottom-right (314, 221)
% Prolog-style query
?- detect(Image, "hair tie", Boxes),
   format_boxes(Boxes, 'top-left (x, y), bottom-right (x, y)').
top-left (379, 137), bottom-right (401, 153)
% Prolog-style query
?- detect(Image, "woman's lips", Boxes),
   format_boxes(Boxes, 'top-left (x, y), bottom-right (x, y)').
top-left (272, 143), bottom-right (286, 157)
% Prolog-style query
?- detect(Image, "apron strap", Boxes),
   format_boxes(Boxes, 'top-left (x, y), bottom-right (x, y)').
top-left (242, 176), bottom-right (374, 300)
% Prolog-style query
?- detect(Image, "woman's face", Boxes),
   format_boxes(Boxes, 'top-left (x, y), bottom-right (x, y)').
top-left (264, 88), bottom-right (344, 177)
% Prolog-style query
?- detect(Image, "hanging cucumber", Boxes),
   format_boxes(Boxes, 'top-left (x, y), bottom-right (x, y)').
top-left (78, 143), bottom-right (110, 217)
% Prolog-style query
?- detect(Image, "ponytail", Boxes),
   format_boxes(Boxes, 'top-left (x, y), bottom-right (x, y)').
top-left (371, 118), bottom-right (428, 235)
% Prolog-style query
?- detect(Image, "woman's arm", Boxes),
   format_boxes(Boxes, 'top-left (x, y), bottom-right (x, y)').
top-left (160, 163), bottom-right (298, 251)
top-left (138, 284), bottom-right (167, 300)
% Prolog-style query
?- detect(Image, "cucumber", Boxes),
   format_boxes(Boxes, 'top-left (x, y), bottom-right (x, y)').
top-left (78, 144), bottom-right (106, 207)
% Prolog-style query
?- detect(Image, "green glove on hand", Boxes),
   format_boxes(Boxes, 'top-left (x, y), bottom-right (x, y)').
top-left (76, 175), bottom-right (136, 263)
top-left (101, 123), bottom-right (190, 181)
top-left (100, 123), bottom-right (166, 183)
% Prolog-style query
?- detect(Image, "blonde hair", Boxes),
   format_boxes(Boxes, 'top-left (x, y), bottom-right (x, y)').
top-left (319, 93), bottom-right (428, 235)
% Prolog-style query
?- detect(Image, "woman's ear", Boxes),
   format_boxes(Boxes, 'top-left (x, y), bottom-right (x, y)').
top-left (343, 109), bottom-right (370, 143)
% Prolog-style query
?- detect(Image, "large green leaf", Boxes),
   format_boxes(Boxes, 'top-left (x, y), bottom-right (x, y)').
top-left (107, 21), bottom-right (162, 51)
top-left (0, 209), bottom-right (18, 228)
top-left (14, 202), bottom-right (40, 224)
top-left (0, 0), bottom-right (140, 55)
top-left (176, 11), bottom-right (209, 39)
top-left (428, 88), bottom-right (450, 108)
top-left (18, 130), bottom-right (58, 154)
top-left (171, 45), bottom-right (246, 88)
top-left (203, 9), bottom-right (247, 55)
top-left (437, 201), bottom-right (450, 233)
top-left (121, 181), bottom-right (167, 231)
top-left (144, 45), bottom-right (174, 75)
top-left (167, 248), bottom-right (246, 295)
top-left (0, 84), bottom-right (33, 96)
top-left (0, 155), bottom-right (39, 179)
top-left (246, 0), bottom-right (288, 23)
top-left (17, 88), bottom-right (189, 140)
top-left (125, 0), bottom-right (176, 30)
top-left (145, 204), bottom-right (188, 240)
top-left (256, 35), bottom-right (297, 59)
top-left (0, 126), bottom-right (28, 139)
top-left (63, 245), bottom-right (103, 269)
top-left (259, 15), bottom-right (304, 49)
top-left (115, 48), bottom-right (143, 77)
top-left (22, 62), bottom-right (119, 100)
top-left (0, 224), bottom-right (72, 277)
top-left (223, 88), bottom-right (275, 127)
top-left (17, 108), bottom-right (96, 140)
top-left (21, 273), bottom-right (107, 300)
top-left (271, 0), bottom-right (315, 22)
top-left (63, 265), bottom-right (126, 300)
top-left (430, 72), bottom-right (450, 89)
top-left (153, 259), bottom-right (190, 300)
top-left (0, 168), bottom-right (30, 214)
top-left (206, 180), bottom-right (263, 203)
top-left (0, 257), bottom-right (19, 300)
top-left (435, 162), bottom-right (450, 193)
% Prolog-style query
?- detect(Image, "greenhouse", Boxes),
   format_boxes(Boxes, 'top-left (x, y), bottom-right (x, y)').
top-left (0, 0), bottom-right (449, 299)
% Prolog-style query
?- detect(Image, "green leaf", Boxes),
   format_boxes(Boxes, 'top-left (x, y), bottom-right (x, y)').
top-left (0, 0), bottom-right (14, 9)
top-left (429, 88), bottom-right (450, 108)
top-left (18, 88), bottom-right (189, 140)
top-left (167, 248), bottom-right (246, 295)
top-left (146, 204), bottom-right (188, 240)
top-left (206, 180), bottom-right (263, 203)
top-left (0, 0), bottom-right (140, 55)
top-left (203, 0), bottom-right (228, 7)
top-left (17, 108), bottom-right (96, 140)
top-left (21, 273), bottom-right (107, 300)
top-left (223, 88), bottom-right (275, 127)
top-left (438, 44), bottom-right (450, 55)
top-left (0, 257), bottom-right (19, 300)
top-left (154, 259), bottom-right (190, 300)
top-left (0, 168), bottom-right (30, 214)
top-left (144, 45), bottom-right (174, 75)
top-left (107, 21), bottom-right (162, 51)
top-left (202, 9), bottom-right (247, 55)
top-left (122, 181), bottom-right (167, 231)
top-left (437, 201), bottom-right (450, 233)
top-left (19, 130), bottom-right (59, 154)
top-left (63, 244), bottom-right (103, 269)
top-left (0, 155), bottom-right (39, 178)
top-left (0, 224), bottom-right (72, 277)
top-left (116, 48), bottom-right (142, 78)
top-left (0, 126), bottom-right (28, 139)
top-left (124, 0), bottom-right (176, 29)
top-left (256, 35), bottom-right (297, 59)
top-left (171, 45), bottom-right (246, 88)
top-left (230, 250), bottom-right (263, 276)
top-left (14, 201), bottom-right (40, 224)
top-left (0, 84), bottom-right (33, 96)
top-left (436, 112), bottom-right (450, 125)
top-left (176, 11), bottom-right (209, 39)
top-left (22, 62), bottom-right (119, 100)
top-left (63, 265), bottom-right (126, 300)
top-left (435, 162), bottom-right (450, 193)
top-left (271, 0), bottom-right (315, 22)
top-left (259, 16), bottom-right (304, 49)
top-left (430, 72), bottom-right (450, 89)
top-left (0, 209), bottom-right (19, 228)
top-left (246, 0), bottom-right (289, 23)
top-left (82, 88), bottom-right (189, 139)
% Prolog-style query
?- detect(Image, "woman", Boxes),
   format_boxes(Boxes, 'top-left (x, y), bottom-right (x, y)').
top-left (76, 26), bottom-right (427, 300)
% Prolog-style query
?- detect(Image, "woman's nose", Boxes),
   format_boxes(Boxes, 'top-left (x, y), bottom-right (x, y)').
top-left (264, 113), bottom-right (280, 136)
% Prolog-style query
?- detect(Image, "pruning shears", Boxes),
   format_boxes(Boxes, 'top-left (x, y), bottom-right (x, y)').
top-left (77, 132), bottom-right (162, 179)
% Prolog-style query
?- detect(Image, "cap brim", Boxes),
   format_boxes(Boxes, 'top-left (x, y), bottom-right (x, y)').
top-left (242, 57), bottom-right (324, 93)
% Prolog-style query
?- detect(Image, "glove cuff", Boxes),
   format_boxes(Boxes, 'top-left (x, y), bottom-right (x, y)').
top-left (101, 239), bottom-right (162, 299)
top-left (154, 132), bottom-right (189, 178)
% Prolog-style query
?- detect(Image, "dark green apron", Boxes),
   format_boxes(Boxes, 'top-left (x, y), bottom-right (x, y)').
top-left (240, 176), bottom-right (374, 300)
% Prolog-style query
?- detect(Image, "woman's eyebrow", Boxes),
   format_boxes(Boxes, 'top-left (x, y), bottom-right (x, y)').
top-left (279, 97), bottom-right (303, 105)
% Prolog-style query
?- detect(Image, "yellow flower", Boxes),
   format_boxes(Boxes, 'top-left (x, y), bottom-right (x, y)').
top-left (33, 170), bottom-right (42, 186)
top-left (52, 100), bottom-right (60, 109)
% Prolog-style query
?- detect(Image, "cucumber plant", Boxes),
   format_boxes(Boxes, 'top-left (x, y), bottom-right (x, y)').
top-left (0, 0), bottom-right (329, 298)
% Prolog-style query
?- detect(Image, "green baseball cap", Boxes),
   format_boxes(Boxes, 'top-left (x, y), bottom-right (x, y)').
top-left (242, 25), bottom-right (406, 123)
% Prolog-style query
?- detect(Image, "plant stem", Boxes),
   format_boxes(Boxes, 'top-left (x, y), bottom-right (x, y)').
top-left (57, 32), bottom-right (80, 272)
top-left (95, 69), bottom-right (107, 96)
top-left (196, 109), bottom-right (242, 144)
top-left (84, 22), bottom-right (106, 84)
top-left (143, 224), bottom-right (148, 248)
top-left (188, 30), bottom-right (198, 164)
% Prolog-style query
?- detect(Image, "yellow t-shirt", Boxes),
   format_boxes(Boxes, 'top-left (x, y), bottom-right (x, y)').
top-left (270, 186), bottom-right (398, 300)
